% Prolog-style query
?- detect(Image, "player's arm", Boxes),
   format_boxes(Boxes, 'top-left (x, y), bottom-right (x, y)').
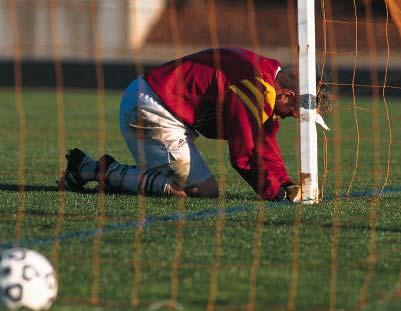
top-left (260, 121), bottom-right (301, 202)
top-left (224, 93), bottom-right (298, 202)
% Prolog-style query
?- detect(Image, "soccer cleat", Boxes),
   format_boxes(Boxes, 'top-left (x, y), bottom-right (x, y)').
top-left (61, 148), bottom-right (94, 190)
top-left (97, 154), bottom-right (119, 192)
top-left (97, 154), bottom-right (137, 193)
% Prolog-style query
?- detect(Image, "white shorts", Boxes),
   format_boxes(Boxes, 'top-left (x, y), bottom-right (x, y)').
top-left (119, 77), bottom-right (213, 188)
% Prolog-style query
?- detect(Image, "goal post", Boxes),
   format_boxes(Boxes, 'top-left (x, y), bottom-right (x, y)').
top-left (297, 0), bottom-right (319, 204)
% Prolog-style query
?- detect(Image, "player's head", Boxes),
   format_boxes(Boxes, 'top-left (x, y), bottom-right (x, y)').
top-left (274, 68), bottom-right (299, 119)
top-left (273, 67), bottom-right (333, 119)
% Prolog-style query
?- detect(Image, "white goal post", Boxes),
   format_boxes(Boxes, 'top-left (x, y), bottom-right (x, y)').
top-left (297, 0), bottom-right (319, 204)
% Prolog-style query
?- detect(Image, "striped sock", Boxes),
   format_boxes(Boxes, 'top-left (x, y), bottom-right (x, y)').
top-left (104, 162), bottom-right (133, 192)
top-left (138, 170), bottom-right (171, 196)
top-left (102, 161), bottom-right (171, 196)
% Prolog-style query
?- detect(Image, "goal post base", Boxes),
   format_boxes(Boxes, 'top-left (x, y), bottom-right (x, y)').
top-left (300, 172), bottom-right (319, 205)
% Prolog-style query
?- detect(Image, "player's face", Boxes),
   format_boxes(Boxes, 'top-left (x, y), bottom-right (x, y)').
top-left (274, 89), bottom-right (299, 119)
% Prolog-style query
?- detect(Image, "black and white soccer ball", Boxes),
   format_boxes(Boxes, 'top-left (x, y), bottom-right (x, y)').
top-left (0, 248), bottom-right (58, 310)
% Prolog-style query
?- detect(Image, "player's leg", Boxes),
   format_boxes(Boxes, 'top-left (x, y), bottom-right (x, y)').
top-left (114, 77), bottom-right (182, 196)
top-left (61, 147), bottom-right (186, 196)
top-left (119, 77), bottom-right (218, 198)
top-left (101, 145), bottom-right (218, 198)
top-left (166, 135), bottom-right (219, 198)
top-left (61, 78), bottom-right (217, 198)
top-left (60, 79), bottom-right (146, 192)
top-left (97, 154), bottom-right (187, 197)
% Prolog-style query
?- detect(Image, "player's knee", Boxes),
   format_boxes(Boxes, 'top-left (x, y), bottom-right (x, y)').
top-left (186, 177), bottom-right (219, 198)
top-left (199, 177), bottom-right (219, 197)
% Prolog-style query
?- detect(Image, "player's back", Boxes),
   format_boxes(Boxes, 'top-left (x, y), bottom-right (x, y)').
top-left (145, 48), bottom-right (280, 138)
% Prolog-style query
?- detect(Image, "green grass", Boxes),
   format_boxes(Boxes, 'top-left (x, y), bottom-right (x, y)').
top-left (0, 89), bottom-right (400, 311)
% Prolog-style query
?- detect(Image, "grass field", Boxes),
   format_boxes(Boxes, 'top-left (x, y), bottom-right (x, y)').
top-left (0, 89), bottom-right (400, 311)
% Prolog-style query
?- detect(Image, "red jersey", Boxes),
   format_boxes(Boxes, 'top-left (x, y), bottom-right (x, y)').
top-left (145, 48), bottom-right (293, 200)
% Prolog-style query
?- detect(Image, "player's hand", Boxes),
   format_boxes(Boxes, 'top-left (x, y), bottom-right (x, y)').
top-left (285, 185), bottom-right (301, 203)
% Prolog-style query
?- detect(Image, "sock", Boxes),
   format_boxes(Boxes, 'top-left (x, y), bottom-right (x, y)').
top-left (105, 162), bottom-right (171, 196)
top-left (138, 170), bottom-right (172, 196)
top-left (79, 157), bottom-right (98, 182)
top-left (105, 162), bottom-right (134, 192)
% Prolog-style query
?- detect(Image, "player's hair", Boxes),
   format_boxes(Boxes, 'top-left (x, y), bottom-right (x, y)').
top-left (276, 67), bottom-right (299, 95)
top-left (316, 80), bottom-right (333, 117)
top-left (276, 67), bottom-right (333, 116)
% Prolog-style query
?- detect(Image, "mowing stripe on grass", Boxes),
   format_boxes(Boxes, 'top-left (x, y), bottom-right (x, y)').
top-left (0, 205), bottom-right (252, 250)
top-left (0, 186), bottom-right (400, 250)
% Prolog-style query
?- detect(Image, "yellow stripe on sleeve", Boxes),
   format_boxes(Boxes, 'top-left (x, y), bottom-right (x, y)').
top-left (255, 77), bottom-right (276, 112)
top-left (240, 79), bottom-right (268, 123)
top-left (229, 85), bottom-right (262, 128)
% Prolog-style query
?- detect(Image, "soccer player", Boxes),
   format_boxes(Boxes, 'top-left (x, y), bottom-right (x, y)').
top-left (61, 48), bottom-right (331, 202)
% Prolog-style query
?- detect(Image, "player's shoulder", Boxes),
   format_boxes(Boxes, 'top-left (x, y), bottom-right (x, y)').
top-left (227, 48), bottom-right (281, 79)
top-left (226, 48), bottom-right (280, 63)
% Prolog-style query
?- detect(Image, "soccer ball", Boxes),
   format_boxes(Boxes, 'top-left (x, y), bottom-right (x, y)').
top-left (0, 248), bottom-right (58, 310)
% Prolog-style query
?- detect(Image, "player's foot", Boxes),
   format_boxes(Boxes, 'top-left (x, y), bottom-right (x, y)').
top-left (61, 148), bottom-right (95, 190)
top-left (97, 154), bottom-right (119, 192)
top-left (98, 154), bottom-right (136, 193)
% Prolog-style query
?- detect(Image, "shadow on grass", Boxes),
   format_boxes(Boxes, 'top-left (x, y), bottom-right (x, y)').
top-left (1, 183), bottom-right (400, 200)
top-left (0, 183), bottom-right (98, 194)
top-left (224, 192), bottom-right (257, 201)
